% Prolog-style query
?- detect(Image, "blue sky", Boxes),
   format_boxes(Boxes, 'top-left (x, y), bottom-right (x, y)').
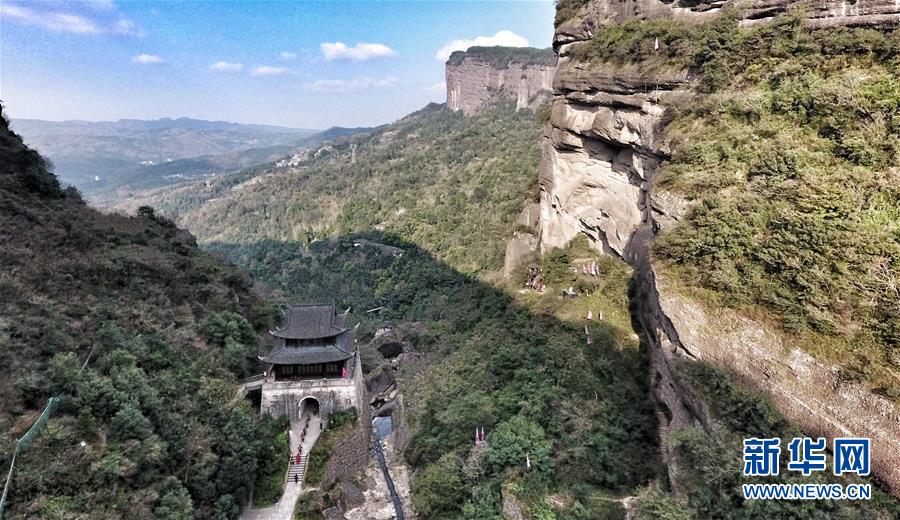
top-left (1, 1), bottom-right (555, 128)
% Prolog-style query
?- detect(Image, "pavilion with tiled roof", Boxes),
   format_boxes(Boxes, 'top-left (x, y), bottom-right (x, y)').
top-left (261, 304), bottom-right (357, 380)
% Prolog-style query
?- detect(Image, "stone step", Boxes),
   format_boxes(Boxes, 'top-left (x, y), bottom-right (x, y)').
top-left (286, 462), bottom-right (307, 483)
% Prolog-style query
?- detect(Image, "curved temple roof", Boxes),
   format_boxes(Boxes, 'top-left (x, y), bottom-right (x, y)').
top-left (261, 313), bottom-right (357, 366)
top-left (269, 303), bottom-right (350, 339)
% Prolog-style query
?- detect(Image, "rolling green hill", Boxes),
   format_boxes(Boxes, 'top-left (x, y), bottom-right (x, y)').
top-left (117, 103), bottom-right (543, 278)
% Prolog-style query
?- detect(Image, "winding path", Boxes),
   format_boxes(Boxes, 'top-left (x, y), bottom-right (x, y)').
top-left (241, 413), bottom-right (322, 520)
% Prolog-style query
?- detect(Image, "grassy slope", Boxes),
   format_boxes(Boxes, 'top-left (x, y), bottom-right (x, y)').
top-left (0, 110), bottom-right (283, 519)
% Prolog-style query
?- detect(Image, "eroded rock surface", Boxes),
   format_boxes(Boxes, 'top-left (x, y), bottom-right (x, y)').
top-left (554, 0), bottom-right (900, 51)
top-left (445, 47), bottom-right (557, 115)
top-left (344, 435), bottom-right (416, 520)
top-left (531, 0), bottom-right (900, 495)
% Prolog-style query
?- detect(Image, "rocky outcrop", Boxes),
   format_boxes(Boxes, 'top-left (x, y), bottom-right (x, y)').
top-left (446, 47), bottom-right (557, 116)
top-left (554, 0), bottom-right (900, 51)
top-left (322, 402), bottom-right (372, 491)
top-left (642, 270), bottom-right (900, 492)
top-left (500, 483), bottom-right (527, 520)
top-left (535, 0), bottom-right (900, 494)
top-left (503, 201), bottom-right (541, 277)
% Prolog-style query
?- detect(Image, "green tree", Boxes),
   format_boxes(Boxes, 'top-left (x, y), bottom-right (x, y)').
top-left (109, 404), bottom-right (153, 441)
top-left (485, 416), bottom-right (553, 482)
top-left (154, 477), bottom-right (195, 520)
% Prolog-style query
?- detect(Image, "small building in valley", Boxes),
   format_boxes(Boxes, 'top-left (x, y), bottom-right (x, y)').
top-left (259, 304), bottom-right (365, 421)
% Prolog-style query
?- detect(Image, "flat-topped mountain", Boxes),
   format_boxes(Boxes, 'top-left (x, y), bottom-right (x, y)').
top-left (445, 46), bottom-right (556, 116)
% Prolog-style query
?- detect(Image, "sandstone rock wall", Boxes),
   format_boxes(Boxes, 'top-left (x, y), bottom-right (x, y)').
top-left (554, 0), bottom-right (899, 51)
top-left (534, 0), bottom-right (900, 494)
top-left (645, 269), bottom-right (900, 492)
top-left (503, 201), bottom-right (541, 277)
top-left (445, 49), bottom-right (556, 116)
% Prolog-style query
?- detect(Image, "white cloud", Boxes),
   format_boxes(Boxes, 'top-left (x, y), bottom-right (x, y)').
top-left (84, 0), bottom-right (116, 11)
top-left (1, 4), bottom-right (100, 34)
top-left (320, 42), bottom-right (395, 61)
top-left (251, 65), bottom-right (289, 77)
top-left (209, 61), bottom-right (243, 72)
top-left (304, 77), bottom-right (399, 93)
top-left (279, 51), bottom-right (298, 61)
top-left (1, 2), bottom-right (142, 36)
top-left (435, 30), bottom-right (529, 61)
top-left (113, 18), bottom-right (143, 36)
top-left (132, 53), bottom-right (163, 64)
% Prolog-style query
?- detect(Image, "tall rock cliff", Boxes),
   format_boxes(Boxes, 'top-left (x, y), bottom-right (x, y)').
top-left (532, 0), bottom-right (900, 494)
top-left (445, 46), bottom-right (557, 115)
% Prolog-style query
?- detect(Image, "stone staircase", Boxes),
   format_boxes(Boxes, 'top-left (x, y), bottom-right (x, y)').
top-left (287, 457), bottom-right (307, 486)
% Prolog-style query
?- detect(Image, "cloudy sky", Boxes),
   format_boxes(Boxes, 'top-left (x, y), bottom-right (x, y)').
top-left (1, 1), bottom-right (555, 128)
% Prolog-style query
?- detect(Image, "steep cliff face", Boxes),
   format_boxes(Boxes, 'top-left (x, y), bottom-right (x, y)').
top-left (536, 0), bottom-right (900, 494)
top-left (445, 46), bottom-right (557, 115)
top-left (554, 0), bottom-right (900, 48)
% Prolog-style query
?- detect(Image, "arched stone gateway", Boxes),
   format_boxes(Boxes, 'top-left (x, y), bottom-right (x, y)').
top-left (258, 304), bottom-right (367, 421)
top-left (299, 396), bottom-right (320, 417)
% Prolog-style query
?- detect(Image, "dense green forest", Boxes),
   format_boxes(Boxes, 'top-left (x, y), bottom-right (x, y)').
top-left (210, 233), bottom-right (899, 519)
top-left (129, 103), bottom-right (544, 277)
top-left (209, 234), bottom-right (659, 518)
top-left (0, 110), bottom-right (283, 519)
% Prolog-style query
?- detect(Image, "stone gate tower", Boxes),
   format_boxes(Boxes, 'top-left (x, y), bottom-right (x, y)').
top-left (258, 304), bottom-right (365, 422)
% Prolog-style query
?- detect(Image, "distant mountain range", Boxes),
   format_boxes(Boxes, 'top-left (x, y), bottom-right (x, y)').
top-left (12, 116), bottom-right (314, 136)
top-left (10, 117), bottom-right (373, 196)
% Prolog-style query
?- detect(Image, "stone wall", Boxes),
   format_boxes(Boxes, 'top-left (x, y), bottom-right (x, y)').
top-left (322, 398), bottom-right (372, 491)
top-left (321, 353), bottom-right (373, 490)
top-left (261, 354), bottom-right (367, 421)
top-left (445, 49), bottom-right (556, 116)
top-left (531, 0), bottom-right (900, 494)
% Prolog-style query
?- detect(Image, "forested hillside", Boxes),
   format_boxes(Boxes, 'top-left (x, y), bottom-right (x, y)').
top-left (146, 95), bottom-right (896, 518)
top-left (0, 109), bottom-right (284, 519)
top-left (543, 2), bottom-right (900, 514)
top-left (210, 234), bottom-right (661, 518)
top-left (117, 103), bottom-right (544, 277)
top-left (637, 17), bottom-right (900, 395)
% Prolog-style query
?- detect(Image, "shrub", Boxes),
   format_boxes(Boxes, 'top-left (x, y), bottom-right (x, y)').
top-left (109, 405), bottom-right (153, 441)
top-left (485, 416), bottom-right (553, 483)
